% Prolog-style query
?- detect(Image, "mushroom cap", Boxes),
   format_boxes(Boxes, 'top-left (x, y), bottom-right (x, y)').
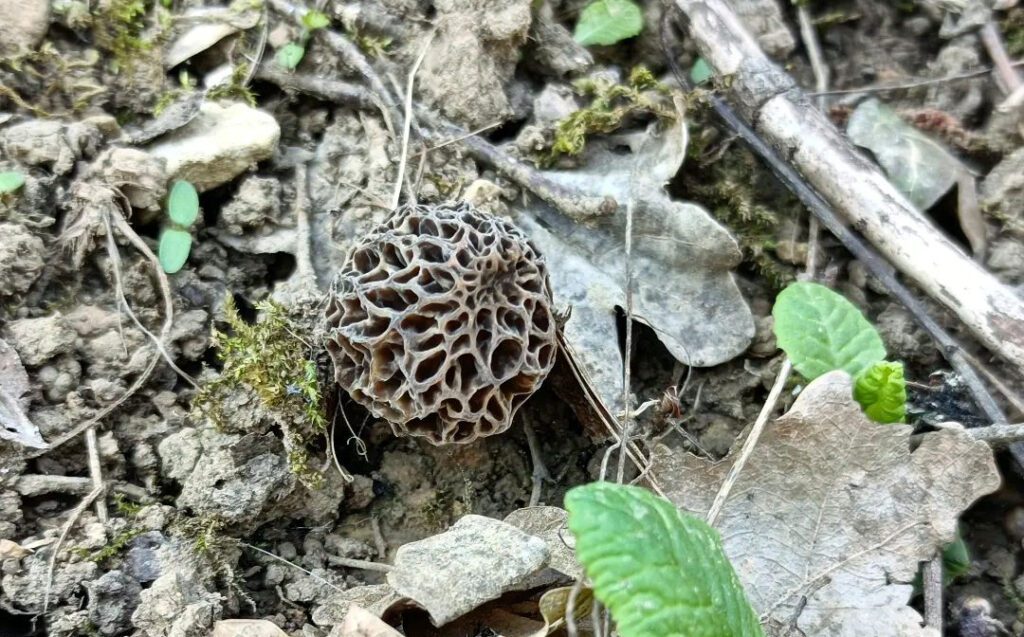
top-left (325, 202), bottom-right (558, 444)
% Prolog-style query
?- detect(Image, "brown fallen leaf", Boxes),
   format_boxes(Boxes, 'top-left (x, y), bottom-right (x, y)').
top-left (0, 538), bottom-right (32, 559)
top-left (653, 371), bottom-right (1000, 636)
top-left (331, 605), bottom-right (403, 637)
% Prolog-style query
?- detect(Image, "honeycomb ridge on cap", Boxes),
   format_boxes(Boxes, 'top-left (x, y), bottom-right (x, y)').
top-left (325, 202), bottom-right (558, 444)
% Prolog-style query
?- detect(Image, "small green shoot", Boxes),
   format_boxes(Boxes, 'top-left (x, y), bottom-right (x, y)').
top-left (158, 180), bottom-right (199, 274)
top-left (276, 9), bottom-right (331, 70)
top-left (772, 281), bottom-right (907, 424)
top-left (566, 482), bottom-right (763, 637)
top-left (574, 0), bottom-right (644, 46)
top-left (0, 171), bottom-right (25, 194)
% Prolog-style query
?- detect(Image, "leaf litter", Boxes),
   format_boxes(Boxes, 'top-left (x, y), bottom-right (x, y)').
top-left (652, 371), bottom-right (1000, 636)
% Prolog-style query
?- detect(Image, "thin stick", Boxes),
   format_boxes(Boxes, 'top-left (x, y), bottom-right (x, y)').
top-left (797, 4), bottom-right (829, 111)
top-left (809, 61), bottom-right (1024, 96)
top-left (706, 359), bottom-right (792, 527)
top-left (923, 555), bottom-right (943, 630)
top-left (370, 516), bottom-right (387, 558)
top-left (326, 554), bottom-right (394, 572)
top-left (256, 66), bottom-right (376, 108)
top-left (43, 486), bottom-right (103, 613)
top-left (241, 542), bottom-right (346, 593)
top-left (523, 414), bottom-right (551, 507)
top-left (565, 578), bottom-right (585, 637)
top-left (616, 198), bottom-right (636, 485)
top-left (84, 428), bottom-right (107, 523)
top-left (980, 21), bottom-right (1023, 94)
top-left (391, 30), bottom-right (434, 210)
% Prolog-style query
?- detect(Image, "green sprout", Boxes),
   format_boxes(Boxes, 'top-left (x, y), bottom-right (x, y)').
top-left (0, 171), bottom-right (25, 195)
top-left (158, 180), bottom-right (199, 274)
top-left (276, 9), bottom-right (331, 70)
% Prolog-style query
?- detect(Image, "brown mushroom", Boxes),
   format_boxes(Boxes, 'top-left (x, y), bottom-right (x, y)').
top-left (325, 202), bottom-right (558, 444)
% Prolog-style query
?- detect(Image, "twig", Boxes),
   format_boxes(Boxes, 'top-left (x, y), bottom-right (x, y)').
top-left (706, 358), bottom-right (792, 527)
top-left (43, 486), bottom-right (103, 613)
top-left (565, 578), bottom-right (585, 637)
top-left (267, 0), bottom-right (401, 136)
top-left (660, 10), bottom-right (1006, 426)
top-left (241, 542), bottom-right (346, 593)
top-left (85, 428), bottom-right (107, 523)
top-left (15, 475), bottom-right (151, 500)
top-left (325, 554), bottom-right (394, 573)
top-left (370, 516), bottom-right (387, 559)
top-left (923, 555), bottom-right (943, 630)
top-left (391, 30), bottom-right (434, 209)
top-left (290, 161), bottom-right (319, 294)
top-left (796, 4), bottom-right (829, 111)
top-left (929, 421), bottom-right (1024, 448)
top-left (255, 67), bottom-right (376, 109)
top-left (808, 61), bottom-right (1024, 96)
top-left (616, 198), bottom-right (636, 485)
top-left (980, 21), bottom-right (1023, 94)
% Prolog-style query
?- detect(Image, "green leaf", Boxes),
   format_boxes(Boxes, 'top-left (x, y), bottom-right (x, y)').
top-left (853, 361), bottom-right (907, 423)
top-left (573, 0), bottom-right (644, 46)
top-left (166, 180), bottom-right (199, 227)
top-left (565, 483), bottom-right (763, 637)
top-left (942, 530), bottom-right (970, 580)
top-left (159, 227), bottom-right (192, 274)
top-left (276, 42), bottom-right (306, 70)
top-left (0, 171), bottom-right (26, 194)
top-left (690, 58), bottom-right (713, 85)
top-left (772, 281), bottom-right (886, 380)
top-left (301, 9), bottom-right (330, 30)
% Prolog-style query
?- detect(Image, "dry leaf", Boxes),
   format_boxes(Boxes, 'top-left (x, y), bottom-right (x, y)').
top-left (510, 113), bottom-right (754, 414)
top-left (653, 371), bottom-right (999, 636)
top-left (312, 584), bottom-right (404, 628)
top-left (210, 619), bottom-right (289, 637)
top-left (331, 605), bottom-right (403, 637)
top-left (503, 506), bottom-right (582, 580)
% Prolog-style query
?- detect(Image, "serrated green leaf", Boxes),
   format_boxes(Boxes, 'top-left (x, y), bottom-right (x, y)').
top-left (159, 227), bottom-right (192, 274)
top-left (566, 483), bottom-right (763, 637)
top-left (302, 9), bottom-right (330, 30)
top-left (573, 0), bottom-right (644, 46)
top-left (690, 58), bottom-right (713, 85)
top-left (276, 42), bottom-right (306, 70)
top-left (853, 361), bottom-right (907, 423)
top-left (0, 171), bottom-right (25, 194)
top-left (167, 180), bottom-right (199, 227)
top-left (772, 281), bottom-right (886, 380)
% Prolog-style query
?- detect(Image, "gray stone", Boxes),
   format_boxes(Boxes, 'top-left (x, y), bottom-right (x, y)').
top-left (0, 0), bottom-right (49, 55)
top-left (3, 313), bottom-right (75, 366)
top-left (0, 223), bottom-right (45, 299)
top-left (86, 570), bottom-right (142, 635)
top-left (126, 532), bottom-right (166, 584)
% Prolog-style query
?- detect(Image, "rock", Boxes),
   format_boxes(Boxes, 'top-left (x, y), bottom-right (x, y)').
top-left (531, 84), bottom-right (578, 126)
top-left (36, 356), bottom-right (82, 402)
top-left (1, 552), bottom-right (98, 612)
top-left (90, 148), bottom-right (168, 213)
top-left (0, 223), bottom-right (46, 298)
top-left (418, 0), bottom-right (532, 127)
top-left (147, 102), bottom-right (280, 191)
top-left (218, 175), bottom-right (283, 233)
top-left (131, 540), bottom-right (221, 637)
top-left (0, 119), bottom-right (101, 175)
top-left (387, 514), bottom-right (549, 625)
top-left (0, 0), bottom-right (49, 55)
top-left (981, 147), bottom-right (1024, 234)
top-left (3, 313), bottom-right (75, 366)
top-left (86, 570), bottom-right (142, 635)
top-left (526, 0), bottom-right (591, 77)
top-left (324, 535), bottom-right (374, 560)
top-left (987, 237), bottom-right (1024, 283)
top-left (733, 0), bottom-right (795, 58)
top-left (926, 36), bottom-right (985, 122)
top-left (284, 569), bottom-right (340, 603)
top-left (126, 532), bottom-right (166, 584)
top-left (157, 428), bottom-right (203, 481)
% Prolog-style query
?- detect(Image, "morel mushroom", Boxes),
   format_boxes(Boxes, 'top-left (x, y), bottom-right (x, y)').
top-left (325, 202), bottom-right (558, 444)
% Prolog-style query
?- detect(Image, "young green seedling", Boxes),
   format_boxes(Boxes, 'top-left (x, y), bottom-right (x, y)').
top-left (276, 9), bottom-right (331, 70)
top-left (573, 0), bottom-right (643, 46)
top-left (772, 281), bottom-right (906, 423)
top-left (0, 171), bottom-right (26, 195)
top-left (159, 180), bottom-right (199, 274)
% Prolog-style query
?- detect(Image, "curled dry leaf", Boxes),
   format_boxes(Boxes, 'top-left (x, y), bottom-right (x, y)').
top-left (509, 112), bottom-right (753, 414)
top-left (653, 371), bottom-right (999, 636)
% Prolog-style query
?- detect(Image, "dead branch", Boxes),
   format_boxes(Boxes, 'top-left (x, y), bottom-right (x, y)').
top-left (670, 0), bottom-right (1024, 380)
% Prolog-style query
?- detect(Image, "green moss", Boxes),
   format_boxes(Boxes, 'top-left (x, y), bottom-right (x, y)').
top-left (1003, 7), bottom-right (1024, 58)
top-left (77, 527), bottom-right (144, 564)
top-left (545, 66), bottom-right (676, 165)
top-left (93, 0), bottom-right (153, 71)
top-left (192, 296), bottom-right (328, 488)
top-left (206, 62), bottom-right (257, 106)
